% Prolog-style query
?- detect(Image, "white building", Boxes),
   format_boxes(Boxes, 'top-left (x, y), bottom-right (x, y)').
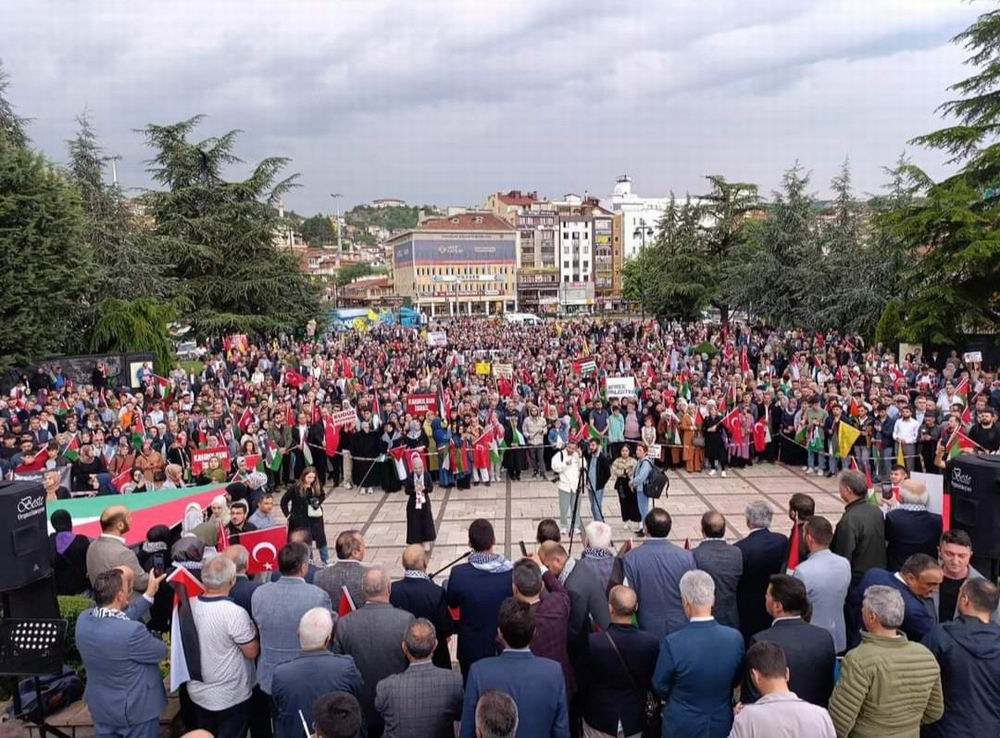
top-left (605, 175), bottom-right (671, 261)
top-left (557, 208), bottom-right (595, 313)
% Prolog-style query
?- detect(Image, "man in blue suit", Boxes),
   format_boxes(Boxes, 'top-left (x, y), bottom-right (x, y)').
top-left (653, 569), bottom-right (745, 738)
top-left (445, 519), bottom-right (514, 679)
top-left (622, 508), bottom-right (695, 640)
top-left (734, 501), bottom-right (789, 642)
top-left (76, 569), bottom-right (168, 738)
top-left (460, 598), bottom-right (569, 738)
top-left (857, 552), bottom-right (942, 642)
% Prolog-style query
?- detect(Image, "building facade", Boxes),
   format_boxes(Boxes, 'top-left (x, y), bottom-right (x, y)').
top-left (515, 209), bottom-right (559, 314)
top-left (605, 175), bottom-right (669, 261)
top-left (389, 213), bottom-right (518, 317)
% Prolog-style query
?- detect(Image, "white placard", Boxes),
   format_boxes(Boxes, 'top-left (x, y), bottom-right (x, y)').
top-left (426, 331), bottom-right (448, 347)
top-left (963, 351), bottom-right (982, 364)
top-left (605, 376), bottom-right (636, 399)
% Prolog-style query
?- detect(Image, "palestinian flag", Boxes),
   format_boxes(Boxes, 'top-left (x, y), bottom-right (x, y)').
top-left (572, 358), bottom-right (597, 376)
top-left (153, 375), bottom-right (173, 404)
top-left (389, 446), bottom-right (415, 481)
top-left (168, 566), bottom-right (205, 693)
top-left (450, 442), bottom-right (469, 475)
top-left (47, 483), bottom-right (226, 545)
top-left (681, 376), bottom-right (691, 402)
top-left (437, 387), bottom-right (452, 420)
top-left (785, 522), bottom-right (802, 573)
top-left (132, 416), bottom-right (147, 451)
top-left (849, 455), bottom-right (873, 492)
top-left (60, 433), bottom-right (81, 462)
top-left (954, 376), bottom-right (970, 402)
top-left (56, 397), bottom-right (71, 416)
top-left (947, 428), bottom-right (977, 459)
top-left (266, 440), bottom-right (283, 472)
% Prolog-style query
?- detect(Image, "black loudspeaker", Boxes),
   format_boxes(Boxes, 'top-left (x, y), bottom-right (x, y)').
top-left (0, 577), bottom-right (60, 620)
top-left (0, 481), bottom-right (52, 592)
top-left (947, 454), bottom-right (1000, 575)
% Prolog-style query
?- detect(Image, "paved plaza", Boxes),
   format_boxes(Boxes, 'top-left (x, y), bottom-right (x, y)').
top-left (315, 463), bottom-right (845, 579)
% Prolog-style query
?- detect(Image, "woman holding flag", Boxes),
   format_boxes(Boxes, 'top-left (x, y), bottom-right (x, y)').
top-left (703, 400), bottom-right (728, 477)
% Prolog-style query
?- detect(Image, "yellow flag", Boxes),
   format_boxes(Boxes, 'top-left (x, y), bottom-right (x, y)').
top-left (353, 317), bottom-right (369, 332)
top-left (837, 422), bottom-right (861, 459)
top-left (367, 309), bottom-right (379, 322)
top-left (896, 443), bottom-right (906, 468)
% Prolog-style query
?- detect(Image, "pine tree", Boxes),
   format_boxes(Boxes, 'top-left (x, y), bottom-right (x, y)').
top-left (0, 138), bottom-right (92, 370)
top-left (887, 7), bottom-right (1000, 338)
top-left (66, 113), bottom-right (172, 302)
top-left (139, 116), bottom-right (323, 337)
top-left (0, 61), bottom-right (28, 149)
top-left (698, 175), bottom-right (759, 325)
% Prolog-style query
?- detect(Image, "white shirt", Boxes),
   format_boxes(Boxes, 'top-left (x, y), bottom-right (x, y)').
top-left (893, 417), bottom-right (919, 444)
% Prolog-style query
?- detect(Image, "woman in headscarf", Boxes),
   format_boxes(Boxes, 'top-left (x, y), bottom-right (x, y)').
top-left (609, 444), bottom-right (640, 532)
top-left (122, 468), bottom-right (151, 494)
top-left (166, 431), bottom-right (192, 480)
top-left (137, 524), bottom-right (173, 632)
top-left (404, 455), bottom-right (436, 547)
top-left (350, 415), bottom-right (382, 495)
top-left (162, 463), bottom-right (186, 489)
top-left (135, 438), bottom-right (164, 484)
top-left (107, 437), bottom-right (136, 478)
top-left (181, 502), bottom-right (204, 538)
top-left (49, 510), bottom-right (90, 595)
top-left (379, 421), bottom-right (403, 494)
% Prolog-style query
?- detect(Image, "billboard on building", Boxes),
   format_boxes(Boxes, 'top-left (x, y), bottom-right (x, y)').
top-left (394, 236), bottom-right (516, 266)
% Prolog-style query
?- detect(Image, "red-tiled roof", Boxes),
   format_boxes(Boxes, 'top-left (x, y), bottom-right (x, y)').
top-left (418, 213), bottom-right (515, 232)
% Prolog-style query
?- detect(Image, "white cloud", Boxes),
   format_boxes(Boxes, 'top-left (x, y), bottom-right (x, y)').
top-left (0, 0), bottom-right (982, 210)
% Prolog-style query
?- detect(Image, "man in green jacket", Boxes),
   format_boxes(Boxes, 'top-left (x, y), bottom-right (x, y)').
top-left (831, 470), bottom-right (886, 649)
top-left (828, 585), bottom-right (943, 738)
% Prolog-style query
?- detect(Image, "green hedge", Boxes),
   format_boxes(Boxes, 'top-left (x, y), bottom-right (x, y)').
top-left (58, 595), bottom-right (92, 680)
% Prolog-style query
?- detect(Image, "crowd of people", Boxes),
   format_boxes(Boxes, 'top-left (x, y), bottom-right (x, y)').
top-left (6, 317), bottom-right (1000, 737)
top-left (69, 473), bottom-right (999, 738)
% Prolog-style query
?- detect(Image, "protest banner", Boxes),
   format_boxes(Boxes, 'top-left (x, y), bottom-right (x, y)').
top-left (493, 363), bottom-right (513, 378)
top-left (605, 376), bottom-right (636, 399)
top-left (426, 331), bottom-right (448, 347)
top-left (407, 393), bottom-right (437, 417)
top-left (191, 445), bottom-right (230, 475)
top-left (963, 351), bottom-right (982, 363)
top-left (331, 409), bottom-right (358, 428)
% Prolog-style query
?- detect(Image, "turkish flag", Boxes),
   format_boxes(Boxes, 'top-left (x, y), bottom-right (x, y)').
top-left (240, 527), bottom-right (289, 574)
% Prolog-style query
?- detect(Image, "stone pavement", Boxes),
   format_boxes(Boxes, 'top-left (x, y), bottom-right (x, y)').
top-left (315, 463), bottom-right (845, 579)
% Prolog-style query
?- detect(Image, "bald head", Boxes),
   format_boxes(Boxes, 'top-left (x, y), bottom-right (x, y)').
top-left (362, 566), bottom-right (390, 601)
top-left (701, 511), bottom-right (726, 539)
top-left (402, 544), bottom-right (427, 572)
top-left (538, 541), bottom-right (568, 565)
top-left (100, 505), bottom-right (129, 534)
top-left (609, 585), bottom-right (638, 624)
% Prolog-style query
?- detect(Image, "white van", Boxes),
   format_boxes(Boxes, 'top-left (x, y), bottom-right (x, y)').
top-left (503, 312), bottom-right (542, 325)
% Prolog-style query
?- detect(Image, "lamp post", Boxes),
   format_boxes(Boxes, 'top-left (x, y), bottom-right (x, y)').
top-left (633, 217), bottom-right (654, 322)
top-left (329, 193), bottom-right (343, 252)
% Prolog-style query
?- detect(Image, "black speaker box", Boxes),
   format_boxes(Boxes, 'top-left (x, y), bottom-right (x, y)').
top-left (947, 454), bottom-right (1000, 572)
top-left (0, 480), bottom-right (52, 592)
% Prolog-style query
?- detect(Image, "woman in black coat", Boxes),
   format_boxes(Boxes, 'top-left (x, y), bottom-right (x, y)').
top-left (379, 422), bottom-right (404, 494)
top-left (280, 466), bottom-right (329, 564)
top-left (404, 456), bottom-right (436, 546)
top-left (703, 402), bottom-right (728, 476)
top-left (350, 417), bottom-right (382, 495)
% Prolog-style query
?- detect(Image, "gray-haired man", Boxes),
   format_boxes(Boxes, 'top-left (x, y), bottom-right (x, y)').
top-left (375, 618), bottom-right (464, 738)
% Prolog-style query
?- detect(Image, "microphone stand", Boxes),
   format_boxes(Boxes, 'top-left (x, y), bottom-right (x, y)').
top-left (429, 550), bottom-right (471, 580)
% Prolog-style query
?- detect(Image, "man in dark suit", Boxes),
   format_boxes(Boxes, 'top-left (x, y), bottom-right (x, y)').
top-left (271, 607), bottom-right (363, 738)
top-left (222, 545), bottom-right (259, 615)
top-left (314, 529), bottom-right (367, 605)
top-left (582, 585), bottom-right (660, 738)
top-left (333, 567), bottom-right (415, 738)
top-left (584, 438), bottom-right (611, 523)
top-left (741, 574), bottom-right (836, 707)
top-left (460, 598), bottom-right (569, 738)
top-left (884, 480), bottom-right (942, 571)
top-left (622, 508), bottom-right (696, 640)
top-left (652, 569), bottom-right (745, 737)
top-left (389, 545), bottom-right (454, 669)
top-left (76, 569), bottom-right (168, 738)
top-left (375, 619), bottom-right (464, 738)
top-left (857, 553), bottom-right (942, 642)
top-left (446, 519), bottom-right (514, 679)
top-left (693, 511), bottom-right (743, 629)
top-left (290, 410), bottom-right (324, 482)
top-left (735, 501), bottom-right (788, 642)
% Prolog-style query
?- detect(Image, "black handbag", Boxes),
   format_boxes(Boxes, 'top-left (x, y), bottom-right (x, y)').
top-left (605, 631), bottom-right (662, 738)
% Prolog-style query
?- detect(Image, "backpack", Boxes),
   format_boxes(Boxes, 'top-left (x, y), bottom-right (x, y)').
top-left (644, 462), bottom-right (669, 499)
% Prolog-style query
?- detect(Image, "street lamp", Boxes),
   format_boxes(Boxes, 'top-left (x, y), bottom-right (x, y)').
top-left (329, 193), bottom-right (343, 252)
top-left (633, 217), bottom-right (654, 321)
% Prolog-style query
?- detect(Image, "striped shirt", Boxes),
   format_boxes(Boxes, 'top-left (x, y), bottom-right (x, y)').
top-left (187, 595), bottom-right (257, 711)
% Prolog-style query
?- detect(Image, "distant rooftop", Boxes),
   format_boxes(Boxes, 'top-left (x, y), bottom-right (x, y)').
top-left (416, 212), bottom-right (515, 231)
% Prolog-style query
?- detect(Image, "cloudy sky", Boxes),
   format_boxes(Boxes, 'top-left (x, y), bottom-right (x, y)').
top-left (1, 0), bottom-right (982, 213)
